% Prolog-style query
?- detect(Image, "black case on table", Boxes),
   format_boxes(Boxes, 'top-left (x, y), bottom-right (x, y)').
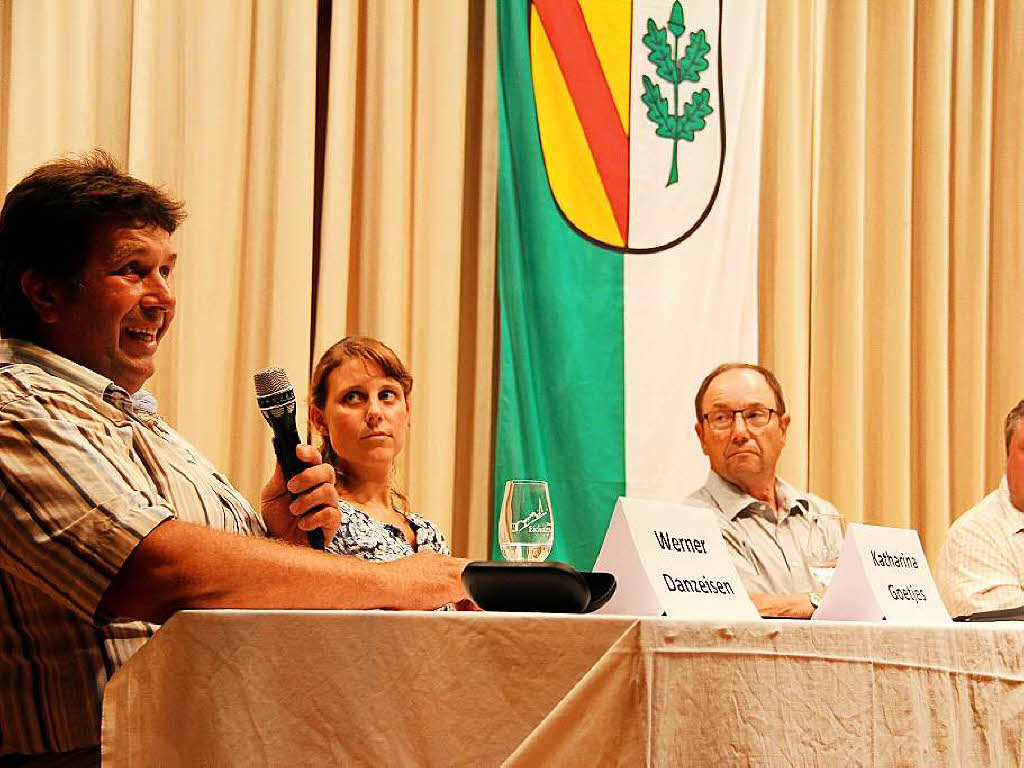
top-left (462, 561), bottom-right (616, 613)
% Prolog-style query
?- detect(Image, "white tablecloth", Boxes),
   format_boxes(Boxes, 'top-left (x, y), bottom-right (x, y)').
top-left (101, 611), bottom-right (1024, 766)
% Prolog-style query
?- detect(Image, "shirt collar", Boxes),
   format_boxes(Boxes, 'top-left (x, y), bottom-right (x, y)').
top-left (129, 389), bottom-right (159, 414)
top-left (0, 338), bottom-right (158, 414)
top-left (702, 470), bottom-right (810, 522)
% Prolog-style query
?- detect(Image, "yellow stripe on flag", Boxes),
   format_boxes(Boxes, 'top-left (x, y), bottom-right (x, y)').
top-left (531, 6), bottom-right (622, 248)
top-left (578, 0), bottom-right (630, 135)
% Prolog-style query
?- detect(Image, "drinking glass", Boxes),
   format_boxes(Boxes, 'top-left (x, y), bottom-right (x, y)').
top-left (498, 480), bottom-right (555, 562)
top-left (804, 509), bottom-right (847, 589)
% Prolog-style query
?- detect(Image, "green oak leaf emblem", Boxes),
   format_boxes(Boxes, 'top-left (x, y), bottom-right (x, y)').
top-left (640, 0), bottom-right (713, 186)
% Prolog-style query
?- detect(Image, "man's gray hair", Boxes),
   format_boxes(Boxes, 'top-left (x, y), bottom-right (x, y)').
top-left (1005, 400), bottom-right (1024, 455)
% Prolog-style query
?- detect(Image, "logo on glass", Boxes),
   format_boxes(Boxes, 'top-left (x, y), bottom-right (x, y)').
top-left (499, 480), bottom-right (556, 562)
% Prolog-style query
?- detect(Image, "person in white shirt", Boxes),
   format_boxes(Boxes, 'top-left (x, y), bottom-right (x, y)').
top-left (935, 400), bottom-right (1024, 617)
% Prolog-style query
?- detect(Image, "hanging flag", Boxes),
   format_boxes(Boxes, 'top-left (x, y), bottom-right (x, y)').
top-left (495, 0), bottom-right (765, 569)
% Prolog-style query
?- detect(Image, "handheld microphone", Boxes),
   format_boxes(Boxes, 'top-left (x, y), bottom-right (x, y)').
top-left (253, 367), bottom-right (325, 550)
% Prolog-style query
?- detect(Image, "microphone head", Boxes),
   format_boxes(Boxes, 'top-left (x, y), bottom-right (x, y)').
top-left (253, 366), bottom-right (297, 418)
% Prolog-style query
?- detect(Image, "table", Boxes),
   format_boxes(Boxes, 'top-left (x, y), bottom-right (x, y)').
top-left (101, 611), bottom-right (1024, 766)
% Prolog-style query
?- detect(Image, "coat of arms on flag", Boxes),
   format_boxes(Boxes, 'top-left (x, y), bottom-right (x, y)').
top-left (529, 0), bottom-right (723, 252)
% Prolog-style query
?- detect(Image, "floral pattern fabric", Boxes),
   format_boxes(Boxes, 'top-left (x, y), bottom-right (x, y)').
top-left (326, 500), bottom-right (450, 562)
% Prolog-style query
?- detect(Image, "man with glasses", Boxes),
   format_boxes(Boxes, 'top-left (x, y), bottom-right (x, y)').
top-left (687, 363), bottom-right (843, 618)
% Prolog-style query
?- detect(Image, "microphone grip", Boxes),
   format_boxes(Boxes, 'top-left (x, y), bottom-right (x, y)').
top-left (271, 422), bottom-right (325, 551)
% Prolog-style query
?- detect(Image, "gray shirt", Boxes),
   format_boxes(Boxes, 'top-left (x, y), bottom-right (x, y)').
top-left (687, 471), bottom-right (843, 594)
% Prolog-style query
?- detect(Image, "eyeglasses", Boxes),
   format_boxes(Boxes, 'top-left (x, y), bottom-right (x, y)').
top-left (701, 407), bottom-right (778, 432)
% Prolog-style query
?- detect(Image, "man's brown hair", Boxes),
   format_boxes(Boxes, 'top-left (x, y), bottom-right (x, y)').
top-left (0, 149), bottom-right (184, 340)
top-left (1004, 400), bottom-right (1024, 455)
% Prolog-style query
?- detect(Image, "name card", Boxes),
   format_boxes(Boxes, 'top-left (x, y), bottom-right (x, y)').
top-left (812, 522), bottom-right (951, 624)
top-left (593, 497), bottom-right (759, 620)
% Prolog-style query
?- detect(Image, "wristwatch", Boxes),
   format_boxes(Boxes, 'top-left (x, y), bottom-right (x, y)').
top-left (808, 592), bottom-right (822, 611)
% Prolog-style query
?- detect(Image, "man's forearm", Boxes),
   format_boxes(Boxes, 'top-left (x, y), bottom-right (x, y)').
top-left (748, 592), bottom-right (815, 619)
top-left (100, 519), bottom-right (468, 623)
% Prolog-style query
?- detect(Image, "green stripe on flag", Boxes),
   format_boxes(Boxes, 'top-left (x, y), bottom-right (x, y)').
top-left (494, 0), bottom-right (626, 570)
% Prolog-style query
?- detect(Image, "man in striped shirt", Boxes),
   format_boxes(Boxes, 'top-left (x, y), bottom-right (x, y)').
top-left (0, 152), bottom-right (471, 766)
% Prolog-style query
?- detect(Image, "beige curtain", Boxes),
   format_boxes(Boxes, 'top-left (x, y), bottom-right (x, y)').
top-left (760, 0), bottom-right (1023, 563)
top-left (314, 0), bottom-right (497, 557)
top-left (4, 0), bottom-right (1019, 567)
top-left (0, 0), bottom-right (497, 559)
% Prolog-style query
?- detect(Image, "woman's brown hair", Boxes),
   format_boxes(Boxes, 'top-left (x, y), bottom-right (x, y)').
top-left (309, 336), bottom-right (413, 511)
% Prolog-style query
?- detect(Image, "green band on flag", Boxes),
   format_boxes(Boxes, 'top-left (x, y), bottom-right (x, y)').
top-left (494, 0), bottom-right (626, 570)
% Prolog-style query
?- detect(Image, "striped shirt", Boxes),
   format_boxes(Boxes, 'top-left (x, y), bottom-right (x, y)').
top-left (935, 477), bottom-right (1024, 618)
top-left (0, 339), bottom-right (265, 756)
top-left (687, 471), bottom-right (844, 594)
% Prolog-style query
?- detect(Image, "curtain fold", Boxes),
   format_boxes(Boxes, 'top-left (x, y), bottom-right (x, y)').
top-left (862, 0), bottom-right (913, 532)
top-left (318, 0), bottom-right (497, 556)
top-left (988, 1), bottom-right (1024, 489)
top-left (760, 0), bottom-right (1024, 562)
top-left (451, 0), bottom-right (498, 560)
top-left (808, 1), bottom-right (869, 529)
top-left (407, 1), bottom-right (471, 549)
top-left (948, 0), bottom-right (993, 525)
top-left (3, 0), bottom-right (132, 186)
top-left (910, 0), bottom-right (954, 556)
top-left (124, 0), bottom-right (318, 501)
top-left (758, 0), bottom-right (814, 491)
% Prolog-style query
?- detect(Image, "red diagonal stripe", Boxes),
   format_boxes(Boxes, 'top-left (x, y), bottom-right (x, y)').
top-left (534, 0), bottom-right (628, 243)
